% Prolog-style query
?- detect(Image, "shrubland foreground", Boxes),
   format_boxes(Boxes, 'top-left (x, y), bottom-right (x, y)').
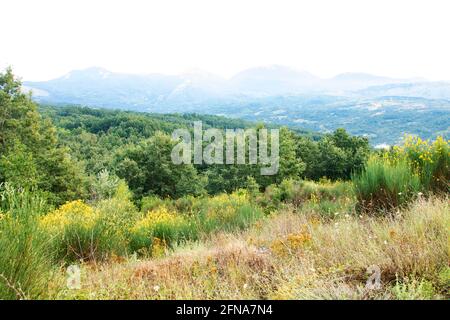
top-left (57, 196), bottom-right (449, 300)
top-left (1, 179), bottom-right (449, 300)
top-left (0, 68), bottom-right (449, 300)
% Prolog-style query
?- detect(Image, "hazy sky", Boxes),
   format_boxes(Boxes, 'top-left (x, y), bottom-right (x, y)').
top-left (1, 0), bottom-right (449, 81)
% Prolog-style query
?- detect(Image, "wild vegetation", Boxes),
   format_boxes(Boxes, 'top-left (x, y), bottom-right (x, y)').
top-left (0, 68), bottom-right (449, 300)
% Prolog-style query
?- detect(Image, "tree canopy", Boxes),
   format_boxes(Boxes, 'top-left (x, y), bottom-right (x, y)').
top-left (1, 68), bottom-right (371, 204)
top-left (0, 68), bottom-right (87, 204)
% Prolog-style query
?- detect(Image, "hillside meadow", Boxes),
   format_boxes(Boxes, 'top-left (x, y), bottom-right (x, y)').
top-left (0, 68), bottom-right (449, 300)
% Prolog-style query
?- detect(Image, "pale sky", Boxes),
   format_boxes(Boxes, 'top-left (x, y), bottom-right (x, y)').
top-left (1, 0), bottom-right (450, 81)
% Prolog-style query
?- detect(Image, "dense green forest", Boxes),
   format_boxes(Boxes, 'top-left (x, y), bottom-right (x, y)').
top-left (0, 67), bottom-right (370, 205)
top-left (5, 89), bottom-right (370, 210)
top-left (46, 104), bottom-right (370, 201)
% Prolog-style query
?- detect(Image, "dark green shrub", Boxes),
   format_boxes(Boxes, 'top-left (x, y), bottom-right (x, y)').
top-left (353, 156), bottom-right (421, 213)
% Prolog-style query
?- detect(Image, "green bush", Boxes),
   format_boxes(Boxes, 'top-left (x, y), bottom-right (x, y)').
top-left (258, 179), bottom-right (354, 214)
top-left (173, 195), bottom-right (200, 215)
top-left (302, 198), bottom-right (354, 217)
top-left (194, 191), bottom-right (263, 233)
top-left (392, 277), bottom-right (436, 300)
top-left (129, 206), bottom-right (198, 254)
top-left (227, 204), bottom-right (264, 230)
top-left (94, 181), bottom-right (140, 254)
top-left (352, 156), bottom-right (421, 213)
top-left (140, 195), bottom-right (172, 213)
top-left (58, 219), bottom-right (113, 262)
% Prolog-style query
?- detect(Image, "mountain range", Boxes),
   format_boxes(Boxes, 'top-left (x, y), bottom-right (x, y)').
top-left (23, 66), bottom-right (450, 146)
top-left (26, 65), bottom-right (443, 102)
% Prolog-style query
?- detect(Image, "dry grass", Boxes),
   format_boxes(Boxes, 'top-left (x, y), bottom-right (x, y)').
top-left (55, 197), bottom-right (449, 300)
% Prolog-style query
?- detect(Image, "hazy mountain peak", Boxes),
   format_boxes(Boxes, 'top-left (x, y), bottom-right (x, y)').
top-left (323, 72), bottom-right (409, 92)
top-left (232, 65), bottom-right (316, 80)
top-left (60, 67), bottom-right (112, 81)
top-left (181, 68), bottom-right (222, 78)
top-left (230, 65), bottom-right (319, 96)
top-left (331, 72), bottom-right (394, 81)
top-left (23, 66), bottom-right (450, 107)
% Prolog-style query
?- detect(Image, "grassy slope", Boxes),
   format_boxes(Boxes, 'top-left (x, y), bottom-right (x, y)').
top-left (55, 197), bottom-right (449, 300)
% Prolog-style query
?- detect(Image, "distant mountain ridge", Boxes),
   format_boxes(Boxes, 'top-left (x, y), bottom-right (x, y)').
top-left (25, 66), bottom-right (450, 105)
top-left (229, 65), bottom-right (320, 95)
top-left (356, 81), bottom-right (450, 100)
top-left (23, 66), bottom-right (450, 146)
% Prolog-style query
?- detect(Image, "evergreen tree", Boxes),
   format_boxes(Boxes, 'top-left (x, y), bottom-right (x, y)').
top-left (0, 68), bottom-right (88, 204)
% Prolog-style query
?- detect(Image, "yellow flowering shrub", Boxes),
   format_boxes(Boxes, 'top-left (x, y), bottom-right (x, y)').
top-left (198, 190), bottom-right (261, 232)
top-left (40, 200), bottom-right (98, 232)
top-left (393, 135), bottom-right (449, 192)
top-left (132, 206), bottom-right (185, 233)
top-left (39, 200), bottom-right (114, 262)
top-left (354, 135), bottom-right (448, 213)
top-left (207, 190), bottom-right (249, 208)
top-left (95, 195), bottom-right (139, 237)
top-left (211, 191), bottom-right (249, 212)
top-left (130, 206), bottom-right (193, 254)
top-left (130, 191), bottom-right (262, 255)
top-left (205, 203), bottom-right (235, 222)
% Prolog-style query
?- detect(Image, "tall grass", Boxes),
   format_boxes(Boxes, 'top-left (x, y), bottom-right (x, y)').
top-left (353, 136), bottom-right (449, 213)
top-left (353, 156), bottom-right (421, 213)
top-left (0, 185), bottom-right (54, 299)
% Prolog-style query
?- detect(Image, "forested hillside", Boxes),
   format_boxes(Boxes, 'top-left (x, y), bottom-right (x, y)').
top-left (37, 103), bottom-right (369, 203)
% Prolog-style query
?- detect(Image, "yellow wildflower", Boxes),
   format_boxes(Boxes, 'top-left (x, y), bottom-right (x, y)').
top-left (132, 206), bottom-right (184, 233)
top-left (40, 200), bottom-right (97, 232)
